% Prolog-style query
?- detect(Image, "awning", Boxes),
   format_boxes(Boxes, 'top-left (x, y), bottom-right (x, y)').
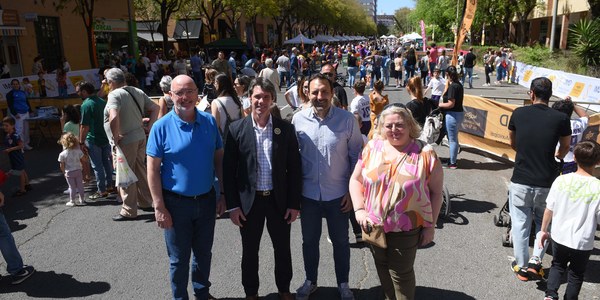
top-left (137, 32), bottom-right (176, 42)
top-left (0, 26), bottom-right (27, 36)
top-left (174, 20), bottom-right (202, 39)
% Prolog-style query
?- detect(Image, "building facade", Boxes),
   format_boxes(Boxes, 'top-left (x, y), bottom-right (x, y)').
top-left (359, 0), bottom-right (377, 23)
top-left (0, 1), bottom-right (130, 77)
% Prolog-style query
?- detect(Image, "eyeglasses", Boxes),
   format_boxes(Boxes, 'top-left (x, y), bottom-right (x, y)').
top-left (171, 88), bottom-right (198, 97)
top-left (322, 72), bottom-right (335, 77)
top-left (384, 123), bottom-right (405, 130)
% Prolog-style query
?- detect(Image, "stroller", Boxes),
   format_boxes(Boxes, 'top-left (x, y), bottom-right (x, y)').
top-left (417, 108), bottom-right (451, 219)
top-left (495, 160), bottom-right (564, 247)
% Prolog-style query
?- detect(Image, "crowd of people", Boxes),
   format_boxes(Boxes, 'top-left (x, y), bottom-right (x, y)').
top-left (1, 37), bottom-right (599, 300)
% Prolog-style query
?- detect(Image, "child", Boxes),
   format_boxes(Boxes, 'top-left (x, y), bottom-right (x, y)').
top-left (2, 117), bottom-right (31, 196)
top-left (349, 81), bottom-right (371, 135)
top-left (0, 191), bottom-right (36, 284)
top-left (61, 104), bottom-right (91, 183)
top-left (57, 132), bottom-right (85, 206)
top-left (539, 140), bottom-right (600, 300)
top-left (551, 96), bottom-right (589, 174)
top-left (202, 68), bottom-right (218, 103)
top-left (22, 78), bottom-right (34, 98)
top-left (424, 67), bottom-right (446, 108)
top-left (56, 68), bottom-right (68, 98)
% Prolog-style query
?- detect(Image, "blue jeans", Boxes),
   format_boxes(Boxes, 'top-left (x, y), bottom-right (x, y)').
top-left (0, 211), bottom-right (24, 275)
top-left (300, 196), bottom-right (350, 284)
top-left (347, 67), bottom-right (357, 88)
top-left (163, 189), bottom-right (217, 300)
top-left (445, 111), bottom-right (464, 165)
top-left (279, 71), bottom-right (290, 89)
top-left (370, 67), bottom-right (381, 88)
top-left (496, 65), bottom-right (505, 81)
top-left (508, 182), bottom-right (549, 268)
top-left (464, 67), bottom-right (473, 87)
top-left (382, 68), bottom-right (390, 86)
top-left (86, 140), bottom-right (113, 193)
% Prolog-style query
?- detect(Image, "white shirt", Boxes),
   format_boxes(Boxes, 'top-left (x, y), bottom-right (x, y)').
top-left (350, 95), bottom-right (370, 122)
top-left (252, 116), bottom-right (273, 191)
top-left (427, 77), bottom-right (446, 96)
top-left (58, 148), bottom-right (84, 173)
top-left (546, 173), bottom-right (600, 250)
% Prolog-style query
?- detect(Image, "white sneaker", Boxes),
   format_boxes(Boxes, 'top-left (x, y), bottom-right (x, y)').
top-left (296, 280), bottom-right (317, 300)
top-left (24, 145), bottom-right (33, 151)
top-left (66, 201), bottom-right (75, 207)
top-left (338, 282), bottom-right (355, 300)
top-left (63, 188), bottom-right (71, 195)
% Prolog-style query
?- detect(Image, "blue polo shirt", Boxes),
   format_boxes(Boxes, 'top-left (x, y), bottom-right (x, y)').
top-left (146, 108), bottom-right (222, 196)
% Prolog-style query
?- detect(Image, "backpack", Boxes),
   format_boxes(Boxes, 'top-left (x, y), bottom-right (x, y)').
top-left (215, 98), bottom-right (239, 142)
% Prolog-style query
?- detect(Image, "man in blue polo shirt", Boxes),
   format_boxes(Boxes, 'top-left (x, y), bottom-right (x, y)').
top-left (147, 75), bottom-right (226, 300)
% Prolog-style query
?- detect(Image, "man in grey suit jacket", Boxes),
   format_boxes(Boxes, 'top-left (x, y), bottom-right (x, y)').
top-left (223, 77), bottom-right (302, 300)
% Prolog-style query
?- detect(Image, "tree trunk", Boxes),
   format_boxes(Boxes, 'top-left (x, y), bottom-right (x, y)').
top-left (86, 25), bottom-right (98, 68)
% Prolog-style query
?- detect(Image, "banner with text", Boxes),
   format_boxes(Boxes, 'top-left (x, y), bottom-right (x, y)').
top-left (458, 95), bottom-right (600, 162)
top-left (513, 61), bottom-right (600, 112)
top-left (0, 69), bottom-right (101, 101)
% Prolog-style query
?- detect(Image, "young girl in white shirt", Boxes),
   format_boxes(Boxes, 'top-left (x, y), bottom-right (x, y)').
top-left (58, 132), bottom-right (85, 206)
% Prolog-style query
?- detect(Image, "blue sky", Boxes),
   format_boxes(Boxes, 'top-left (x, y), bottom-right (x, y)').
top-left (378, 0), bottom-right (415, 15)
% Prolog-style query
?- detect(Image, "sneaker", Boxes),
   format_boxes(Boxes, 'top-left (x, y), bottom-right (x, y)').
top-left (527, 256), bottom-right (545, 279)
top-left (355, 233), bottom-right (363, 243)
top-left (544, 296), bottom-right (557, 300)
top-left (88, 191), bottom-right (108, 201)
top-left (66, 201), bottom-right (75, 207)
top-left (23, 145), bottom-right (33, 151)
top-left (511, 261), bottom-right (528, 281)
top-left (63, 188), bottom-right (71, 195)
top-left (443, 163), bottom-right (458, 169)
top-left (338, 282), bottom-right (355, 300)
top-left (76, 200), bottom-right (85, 206)
top-left (107, 186), bottom-right (118, 194)
top-left (296, 280), bottom-right (317, 300)
top-left (11, 265), bottom-right (35, 285)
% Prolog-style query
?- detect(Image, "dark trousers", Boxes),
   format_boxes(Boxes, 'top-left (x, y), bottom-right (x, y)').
top-left (240, 194), bottom-right (292, 296)
top-left (546, 241), bottom-right (591, 300)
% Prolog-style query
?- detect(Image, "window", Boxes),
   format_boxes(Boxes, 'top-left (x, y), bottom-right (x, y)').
top-left (34, 16), bottom-right (63, 72)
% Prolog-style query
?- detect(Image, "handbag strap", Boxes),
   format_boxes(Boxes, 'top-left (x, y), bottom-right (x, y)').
top-left (122, 87), bottom-right (144, 117)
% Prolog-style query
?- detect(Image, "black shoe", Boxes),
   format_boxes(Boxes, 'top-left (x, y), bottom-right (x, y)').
top-left (24, 184), bottom-right (33, 191)
top-left (11, 265), bottom-right (35, 285)
top-left (112, 214), bottom-right (137, 221)
top-left (139, 206), bottom-right (155, 212)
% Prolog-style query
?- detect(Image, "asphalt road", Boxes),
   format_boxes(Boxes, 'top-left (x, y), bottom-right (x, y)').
top-left (1, 70), bottom-right (599, 300)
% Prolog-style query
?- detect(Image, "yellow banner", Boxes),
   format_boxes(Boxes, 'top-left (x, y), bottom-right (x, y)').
top-left (452, 0), bottom-right (477, 65)
top-left (459, 95), bottom-right (600, 162)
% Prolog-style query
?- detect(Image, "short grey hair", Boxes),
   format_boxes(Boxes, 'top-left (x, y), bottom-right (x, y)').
top-left (159, 75), bottom-right (172, 93)
top-left (265, 58), bottom-right (274, 68)
top-left (248, 77), bottom-right (277, 102)
top-left (105, 68), bottom-right (125, 84)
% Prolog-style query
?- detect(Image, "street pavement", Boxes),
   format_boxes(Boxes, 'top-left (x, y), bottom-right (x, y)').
top-left (1, 69), bottom-right (599, 300)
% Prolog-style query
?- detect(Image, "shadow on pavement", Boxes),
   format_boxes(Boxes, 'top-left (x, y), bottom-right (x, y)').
top-left (455, 158), bottom-right (513, 171)
top-left (356, 286), bottom-right (477, 299)
top-left (0, 270), bottom-right (111, 298)
top-left (450, 196), bottom-right (497, 214)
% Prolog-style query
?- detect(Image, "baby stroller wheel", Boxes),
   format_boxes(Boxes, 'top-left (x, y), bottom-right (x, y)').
top-left (502, 215), bottom-right (511, 227)
top-left (502, 233), bottom-right (511, 247)
top-left (493, 215), bottom-right (502, 227)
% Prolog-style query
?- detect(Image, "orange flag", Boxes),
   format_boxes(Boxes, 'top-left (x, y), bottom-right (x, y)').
top-left (452, 0), bottom-right (477, 65)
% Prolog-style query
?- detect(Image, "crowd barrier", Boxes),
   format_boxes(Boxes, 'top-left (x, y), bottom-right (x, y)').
top-left (513, 62), bottom-right (600, 112)
top-left (459, 95), bottom-right (600, 163)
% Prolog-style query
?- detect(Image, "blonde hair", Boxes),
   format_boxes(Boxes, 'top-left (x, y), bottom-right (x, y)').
top-left (378, 105), bottom-right (421, 139)
top-left (58, 132), bottom-right (79, 149)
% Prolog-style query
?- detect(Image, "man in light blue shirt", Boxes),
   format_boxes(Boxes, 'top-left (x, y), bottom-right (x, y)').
top-left (292, 73), bottom-right (362, 300)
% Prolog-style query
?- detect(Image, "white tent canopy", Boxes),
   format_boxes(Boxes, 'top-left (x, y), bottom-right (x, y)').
top-left (380, 35), bottom-right (388, 39)
top-left (387, 34), bottom-right (397, 39)
top-left (401, 32), bottom-right (422, 40)
top-left (283, 33), bottom-right (316, 45)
